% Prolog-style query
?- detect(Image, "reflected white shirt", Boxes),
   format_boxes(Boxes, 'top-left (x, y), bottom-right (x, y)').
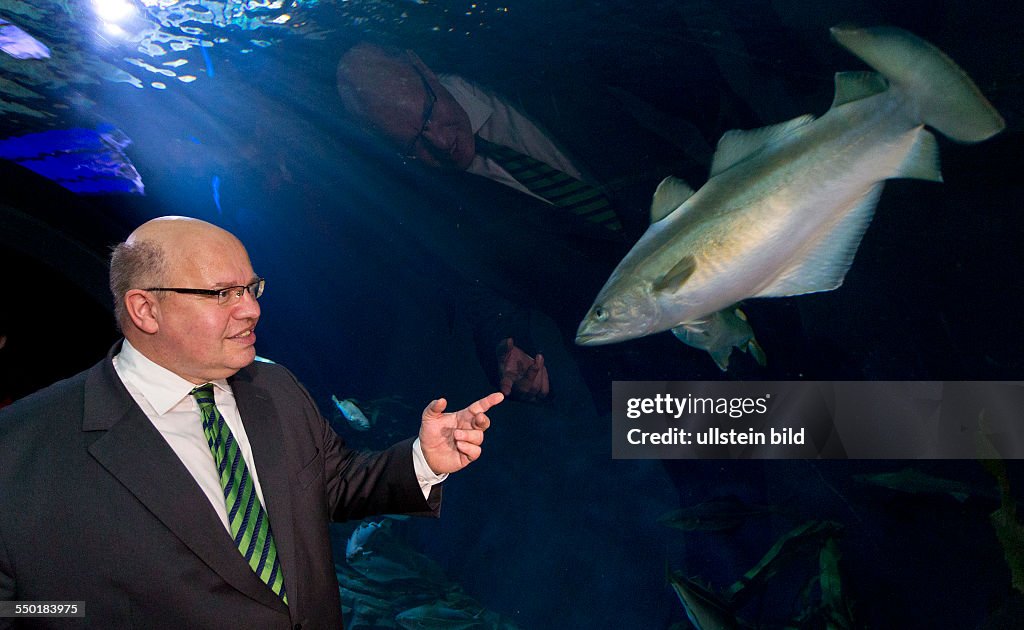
top-left (112, 340), bottom-right (442, 533)
top-left (439, 74), bottom-right (593, 202)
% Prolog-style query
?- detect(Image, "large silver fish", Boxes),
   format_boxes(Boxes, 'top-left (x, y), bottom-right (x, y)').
top-left (576, 26), bottom-right (1005, 369)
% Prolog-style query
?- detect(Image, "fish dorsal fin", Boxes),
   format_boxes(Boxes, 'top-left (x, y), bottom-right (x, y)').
top-left (754, 183), bottom-right (884, 298)
top-left (710, 115), bottom-right (815, 177)
top-left (650, 176), bottom-right (696, 223)
top-left (652, 255), bottom-right (697, 294)
top-left (831, 71), bottom-right (889, 108)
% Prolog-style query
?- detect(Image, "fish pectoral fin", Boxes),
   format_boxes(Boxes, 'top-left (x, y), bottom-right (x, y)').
top-left (710, 115), bottom-right (816, 177)
top-left (754, 183), bottom-right (884, 298)
top-left (652, 255), bottom-right (697, 294)
top-left (650, 176), bottom-right (696, 223)
top-left (831, 71), bottom-right (889, 108)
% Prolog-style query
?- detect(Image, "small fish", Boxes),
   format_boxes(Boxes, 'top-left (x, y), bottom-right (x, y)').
top-left (671, 306), bottom-right (765, 371)
top-left (332, 395), bottom-right (372, 431)
top-left (659, 495), bottom-right (781, 532)
top-left (854, 468), bottom-right (993, 502)
top-left (342, 517), bottom-right (447, 586)
top-left (724, 520), bottom-right (842, 604)
top-left (668, 573), bottom-right (746, 630)
top-left (345, 519), bottom-right (386, 561)
top-left (818, 537), bottom-right (855, 626)
top-left (347, 548), bottom-right (424, 584)
top-left (395, 603), bottom-right (487, 630)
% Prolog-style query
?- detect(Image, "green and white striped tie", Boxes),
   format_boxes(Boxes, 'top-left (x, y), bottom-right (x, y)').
top-left (190, 384), bottom-right (288, 604)
top-left (475, 137), bottom-right (623, 232)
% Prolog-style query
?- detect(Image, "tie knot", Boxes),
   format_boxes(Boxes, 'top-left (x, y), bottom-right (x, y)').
top-left (473, 136), bottom-right (504, 158)
top-left (189, 383), bottom-right (215, 403)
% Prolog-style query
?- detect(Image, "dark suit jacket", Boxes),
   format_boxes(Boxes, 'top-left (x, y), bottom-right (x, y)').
top-left (0, 342), bottom-right (439, 629)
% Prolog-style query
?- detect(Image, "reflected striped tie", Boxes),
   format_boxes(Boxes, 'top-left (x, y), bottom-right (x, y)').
top-left (190, 384), bottom-right (288, 604)
top-left (475, 137), bottom-right (623, 232)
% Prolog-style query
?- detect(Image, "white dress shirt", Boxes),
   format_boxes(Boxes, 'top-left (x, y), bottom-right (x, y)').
top-left (439, 74), bottom-right (595, 202)
top-left (112, 340), bottom-right (442, 534)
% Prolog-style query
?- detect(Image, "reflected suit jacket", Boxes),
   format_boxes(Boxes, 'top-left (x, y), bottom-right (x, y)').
top-left (0, 342), bottom-right (439, 629)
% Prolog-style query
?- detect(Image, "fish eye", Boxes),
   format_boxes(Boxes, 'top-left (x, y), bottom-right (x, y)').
top-left (594, 307), bottom-right (608, 321)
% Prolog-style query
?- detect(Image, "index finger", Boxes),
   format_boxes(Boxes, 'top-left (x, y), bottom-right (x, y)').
top-left (466, 391), bottom-right (504, 414)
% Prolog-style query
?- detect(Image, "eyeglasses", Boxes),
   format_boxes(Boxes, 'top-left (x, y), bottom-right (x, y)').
top-left (146, 278), bottom-right (265, 306)
top-left (401, 52), bottom-right (437, 159)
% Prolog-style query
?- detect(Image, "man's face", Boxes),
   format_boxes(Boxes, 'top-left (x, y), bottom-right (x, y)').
top-left (396, 56), bottom-right (476, 169)
top-left (339, 46), bottom-right (476, 169)
top-left (152, 232), bottom-right (261, 384)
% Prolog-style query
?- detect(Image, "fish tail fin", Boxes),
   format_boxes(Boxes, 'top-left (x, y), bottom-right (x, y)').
top-left (830, 25), bottom-right (1005, 143)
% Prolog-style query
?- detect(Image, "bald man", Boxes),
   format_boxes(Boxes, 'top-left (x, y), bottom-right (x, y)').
top-left (336, 43), bottom-right (608, 214)
top-left (0, 216), bottom-right (502, 629)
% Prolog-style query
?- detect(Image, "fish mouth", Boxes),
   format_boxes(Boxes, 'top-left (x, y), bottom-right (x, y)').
top-left (576, 313), bottom-right (646, 346)
top-left (574, 333), bottom-right (599, 346)
top-left (574, 330), bottom-right (621, 346)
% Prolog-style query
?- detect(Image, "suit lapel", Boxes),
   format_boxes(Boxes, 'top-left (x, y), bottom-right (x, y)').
top-left (83, 350), bottom-right (287, 612)
top-left (230, 370), bottom-right (299, 607)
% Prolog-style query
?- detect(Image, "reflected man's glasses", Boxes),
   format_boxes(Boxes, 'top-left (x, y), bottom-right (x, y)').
top-left (401, 52), bottom-right (437, 159)
top-left (146, 278), bottom-right (265, 306)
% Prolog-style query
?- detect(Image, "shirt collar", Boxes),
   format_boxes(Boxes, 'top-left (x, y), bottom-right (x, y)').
top-left (115, 339), bottom-right (232, 416)
top-left (437, 73), bottom-right (491, 135)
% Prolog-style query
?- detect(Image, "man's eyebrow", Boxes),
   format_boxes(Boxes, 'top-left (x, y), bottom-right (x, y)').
top-left (209, 277), bottom-right (258, 289)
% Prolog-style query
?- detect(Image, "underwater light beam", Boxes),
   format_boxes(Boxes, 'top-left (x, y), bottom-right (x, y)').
top-left (92, 0), bottom-right (138, 23)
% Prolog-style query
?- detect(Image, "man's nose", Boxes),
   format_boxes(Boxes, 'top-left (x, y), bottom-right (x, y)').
top-left (421, 128), bottom-right (459, 162)
top-left (234, 289), bottom-right (261, 319)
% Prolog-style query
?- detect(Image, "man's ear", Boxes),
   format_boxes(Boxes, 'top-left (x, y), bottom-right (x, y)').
top-left (124, 289), bottom-right (160, 334)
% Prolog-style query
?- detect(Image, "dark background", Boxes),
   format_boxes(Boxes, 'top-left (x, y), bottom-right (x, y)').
top-left (1, 0), bottom-right (1022, 627)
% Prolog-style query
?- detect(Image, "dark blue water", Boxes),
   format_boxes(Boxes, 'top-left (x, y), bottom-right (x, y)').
top-left (1, 0), bottom-right (1022, 627)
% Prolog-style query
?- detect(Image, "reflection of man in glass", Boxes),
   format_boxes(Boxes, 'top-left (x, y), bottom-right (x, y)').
top-left (336, 43), bottom-right (619, 224)
top-left (340, 43), bottom-right (623, 402)
top-left (338, 47), bottom-right (476, 170)
top-left (336, 44), bottom-right (640, 403)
